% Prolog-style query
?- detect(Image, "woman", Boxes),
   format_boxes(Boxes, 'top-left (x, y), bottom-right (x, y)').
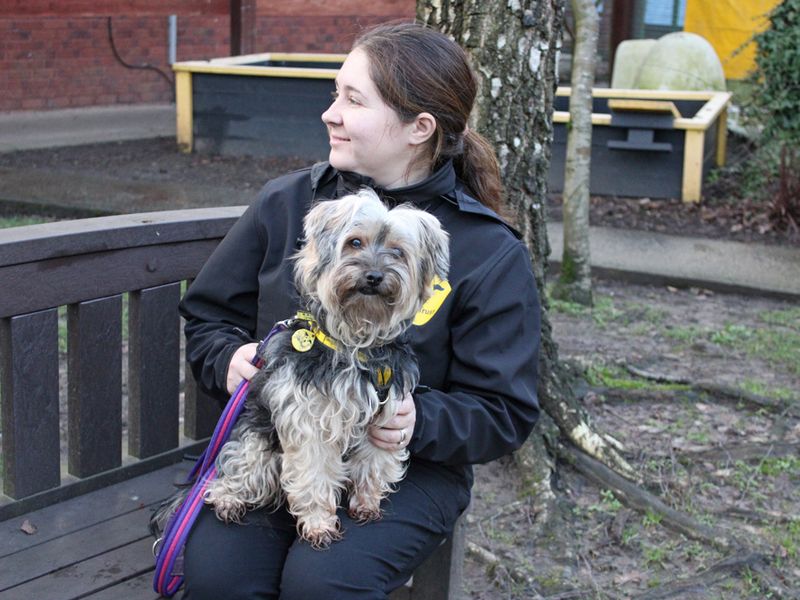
top-left (178, 21), bottom-right (541, 599)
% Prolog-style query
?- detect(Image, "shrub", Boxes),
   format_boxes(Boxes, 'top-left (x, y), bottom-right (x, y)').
top-left (739, 0), bottom-right (800, 232)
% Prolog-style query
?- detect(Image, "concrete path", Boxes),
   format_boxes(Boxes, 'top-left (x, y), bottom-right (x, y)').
top-left (547, 224), bottom-right (800, 299)
top-left (0, 104), bottom-right (174, 152)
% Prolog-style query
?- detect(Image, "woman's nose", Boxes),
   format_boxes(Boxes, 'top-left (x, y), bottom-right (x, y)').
top-left (321, 98), bottom-right (341, 126)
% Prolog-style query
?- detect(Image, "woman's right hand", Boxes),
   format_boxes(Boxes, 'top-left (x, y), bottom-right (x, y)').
top-left (226, 342), bottom-right (260, 394)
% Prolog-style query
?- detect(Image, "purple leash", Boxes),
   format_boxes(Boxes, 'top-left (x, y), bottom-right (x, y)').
top-left (153, 323), bottom-right (286, 597)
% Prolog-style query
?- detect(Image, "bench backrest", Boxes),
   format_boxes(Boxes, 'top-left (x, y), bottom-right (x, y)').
top-left (0, 208), bottom-right (246, 520)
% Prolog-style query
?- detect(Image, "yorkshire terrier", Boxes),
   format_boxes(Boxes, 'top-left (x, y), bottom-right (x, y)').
top-left (181, 188), bottom-right (449, 548)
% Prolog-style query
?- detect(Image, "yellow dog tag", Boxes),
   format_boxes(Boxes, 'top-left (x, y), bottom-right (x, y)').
top-left (291, 329), bottom-right (315, 352)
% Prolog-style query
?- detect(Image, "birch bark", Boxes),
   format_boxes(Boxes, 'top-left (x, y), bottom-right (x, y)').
top-left (554, 0), bottom-right (598, 306)
top-left (417, 0), bottom-right (635, 500)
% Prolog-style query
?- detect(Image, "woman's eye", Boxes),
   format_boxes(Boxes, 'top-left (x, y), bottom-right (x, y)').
top-left (349, 238), bottom-right (362, 248)
top-left (330, 91), bottom-right (360, 105)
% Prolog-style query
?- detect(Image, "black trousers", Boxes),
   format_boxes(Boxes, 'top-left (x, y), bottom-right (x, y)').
top-left (181, 459), bottom-right (471, 600)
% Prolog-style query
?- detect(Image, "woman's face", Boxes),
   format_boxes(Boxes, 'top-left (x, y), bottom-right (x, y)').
top-left (321, 48), bottom-right (428, 189)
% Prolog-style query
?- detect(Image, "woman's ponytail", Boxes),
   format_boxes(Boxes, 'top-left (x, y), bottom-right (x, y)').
top-left (454, 129), bottom-right (504, 215)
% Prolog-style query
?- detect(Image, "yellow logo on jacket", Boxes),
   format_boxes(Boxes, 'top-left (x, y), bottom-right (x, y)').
top-left (413, 276), bottom-right (451, 326)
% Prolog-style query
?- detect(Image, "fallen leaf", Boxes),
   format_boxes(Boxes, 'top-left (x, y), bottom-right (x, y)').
top-left (615, 570), bottom-right (645, 585)
top-left (20, 519), bottom-right (37, 535)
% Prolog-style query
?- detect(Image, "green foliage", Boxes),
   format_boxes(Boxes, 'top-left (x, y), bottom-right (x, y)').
top-left (730, 0), bottom-right (800, 229)
top-left (738, 379), bottom-right (795, 402)
top-left (743, 0), bottom-right (800, 147)
top-left (585, 363), bottom-right (690, 392)
top-left (642, 508), bottom-right (664, 528)
top-left (665, 321), bottom-right (800, 375)
top-left (0, 214), bottom-right (55, 228)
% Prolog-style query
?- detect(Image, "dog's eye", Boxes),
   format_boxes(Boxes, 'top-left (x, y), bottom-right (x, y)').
top-left (391, 248), bottom-right (404, 258)
top-left (349, 238), bottom-right (363, 249)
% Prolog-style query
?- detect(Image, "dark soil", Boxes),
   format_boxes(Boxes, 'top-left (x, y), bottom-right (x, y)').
top-left (2, 138), bottom-right (798, 598)
top-left (469, 279), bottom-right (800, 599)
top-left (1, 136), bottom-right (798, 246)
top-left (0, 137), bottom-right (307, 193)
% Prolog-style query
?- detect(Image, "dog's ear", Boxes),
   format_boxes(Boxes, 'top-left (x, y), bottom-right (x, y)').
top-left (302, 189), bottom-right (381, 250)
top-left (295, 200), bottom-right (345, 296)
top-left (414, 211), bottom-right (450, 284)
top-left (303, 199), bottom-right (344, 248)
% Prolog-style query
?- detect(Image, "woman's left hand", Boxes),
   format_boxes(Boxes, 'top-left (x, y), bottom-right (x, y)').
top-left (369, 392), bottom-right (416, 451)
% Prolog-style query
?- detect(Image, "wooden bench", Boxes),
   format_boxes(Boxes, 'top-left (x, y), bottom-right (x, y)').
top-left (0, 208), bottom-right (466, 600)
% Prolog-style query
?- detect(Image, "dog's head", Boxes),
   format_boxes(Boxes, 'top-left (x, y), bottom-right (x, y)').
top-left (295, 188), bottom-right (450, 347)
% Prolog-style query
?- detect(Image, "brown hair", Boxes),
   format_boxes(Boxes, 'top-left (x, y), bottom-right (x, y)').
top-left (353, 22), bottom-right (504, 214)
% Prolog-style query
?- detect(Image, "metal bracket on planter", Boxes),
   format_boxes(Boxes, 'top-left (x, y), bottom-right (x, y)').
top-left (606, 99), bottom-right (680, 153)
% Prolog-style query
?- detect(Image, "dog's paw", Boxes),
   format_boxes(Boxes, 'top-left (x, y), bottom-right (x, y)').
top-left (348, 495), bottom-right (382, 523)
top-left (348, 504), bottom-right (382, 524)
top-left (299, 515), bottom-right (342, 549)
top-left (207, 496), bottom-right (247, 524)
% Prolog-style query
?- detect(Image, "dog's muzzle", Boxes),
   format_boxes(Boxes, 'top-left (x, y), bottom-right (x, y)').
top-left (359, 271), bottom-right (384, 295)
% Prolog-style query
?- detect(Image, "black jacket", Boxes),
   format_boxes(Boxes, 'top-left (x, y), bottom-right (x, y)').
top-left (180, 160), bottom-right (541, 482)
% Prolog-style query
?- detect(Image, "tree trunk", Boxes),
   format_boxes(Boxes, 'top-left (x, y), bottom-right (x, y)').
top-left (553, 0), bottom-right (598, 306)
top-left (417, 0), bottom-right (635, 493)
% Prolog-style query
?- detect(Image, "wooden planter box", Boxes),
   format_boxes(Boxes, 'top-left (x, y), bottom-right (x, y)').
top-left (172, 53), bottom-right (345, 159)
top-left (548, 87), bottom-right (732, 202)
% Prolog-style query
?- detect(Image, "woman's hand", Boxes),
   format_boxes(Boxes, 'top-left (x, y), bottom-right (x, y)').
top-left (226, 342), bottom-right (260, 394)
top-left (369, 393), bottom-right (416, 451)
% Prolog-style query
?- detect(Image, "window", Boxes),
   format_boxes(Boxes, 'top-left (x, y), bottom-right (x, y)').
top-left (635, 0), bottom-right (687, 38)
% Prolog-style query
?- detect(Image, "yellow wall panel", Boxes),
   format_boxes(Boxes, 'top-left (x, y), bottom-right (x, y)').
top-left (684, 0), bottom-right (780, 79)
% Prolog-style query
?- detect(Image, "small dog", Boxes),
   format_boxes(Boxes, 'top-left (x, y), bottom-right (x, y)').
top-left (172, 188), bottom-right (449, 548)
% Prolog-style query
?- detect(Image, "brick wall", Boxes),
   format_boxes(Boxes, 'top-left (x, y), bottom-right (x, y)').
top-left (561, 0), bottom-right (616, 83)
top-left (0, 0), bottom-right (414, 112)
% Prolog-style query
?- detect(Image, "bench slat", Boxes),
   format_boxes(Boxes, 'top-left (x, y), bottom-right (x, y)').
top-left (67, 296), bottom-right (123, 478)
top-left (0, 239), bottom-right (222, 319)
top-left (2, 537), bottom-right (155, 600)
top-left (182, 277), bottom-right (224, 440)
top-left (0, 504), bottom-right (152, 591)
top-left (0, 309), bottom-right (61, 499)
top-left (83, 571), bottom-right (160, 600)
top-left (184, 370), bottom-right (222, 439)
top-left (129, 283), bottom-right (181, 458)
top-left (0, 462), bottom-right (189, 556)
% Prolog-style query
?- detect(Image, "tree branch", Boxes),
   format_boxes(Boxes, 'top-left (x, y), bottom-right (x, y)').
top-left (634, 553), bottom-right (769, 600)
top-left (558, 444), bottom-right (742, 552)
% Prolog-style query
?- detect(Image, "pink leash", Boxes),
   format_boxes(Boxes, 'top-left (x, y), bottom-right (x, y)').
top-left (153, 326), bottom-right (283, 597)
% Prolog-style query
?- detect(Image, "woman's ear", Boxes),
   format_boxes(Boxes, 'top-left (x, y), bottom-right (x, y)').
top-left (408, 112), bottom-right (437, 146)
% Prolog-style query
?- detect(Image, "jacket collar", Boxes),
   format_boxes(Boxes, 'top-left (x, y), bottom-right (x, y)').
top-left (310, 160), bottom-right (519, 237)
top-left (336, 160), bottom-right (457, 207)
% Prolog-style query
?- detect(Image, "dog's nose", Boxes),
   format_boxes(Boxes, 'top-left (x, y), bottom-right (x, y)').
top-left (366, 271), bottom-right (384, 286)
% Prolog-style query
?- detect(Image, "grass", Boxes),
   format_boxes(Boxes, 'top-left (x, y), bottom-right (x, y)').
top-left (585, 363), bottom-right (690, 392)
top-left (664, 321), bottom-right (800, 376)
top-left (760, 307), bottom-right (800, 330)
top-left (642, 508), bottom-right (664, 529)
top-left (547, 290), bottom-right (667, 330)
top-left (587, 489), bottom-right (623, 514)
top-left (773, 519), bottom-right (800, 561)
top-left (758, 455), bottom-right (800, 478)
top-left (738, 379), bottom-right (796, 402)
top-left (643, 544), bottom-right (669, 568)
top-left (0, 214), bottom-right (57, 228)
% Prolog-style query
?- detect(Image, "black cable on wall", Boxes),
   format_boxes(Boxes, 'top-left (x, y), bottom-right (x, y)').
top-left (107, 17), bottom-right (175, 101)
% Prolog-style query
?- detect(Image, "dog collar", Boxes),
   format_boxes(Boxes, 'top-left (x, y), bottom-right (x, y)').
top-left (290, 311), bottom-right (392, 386)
